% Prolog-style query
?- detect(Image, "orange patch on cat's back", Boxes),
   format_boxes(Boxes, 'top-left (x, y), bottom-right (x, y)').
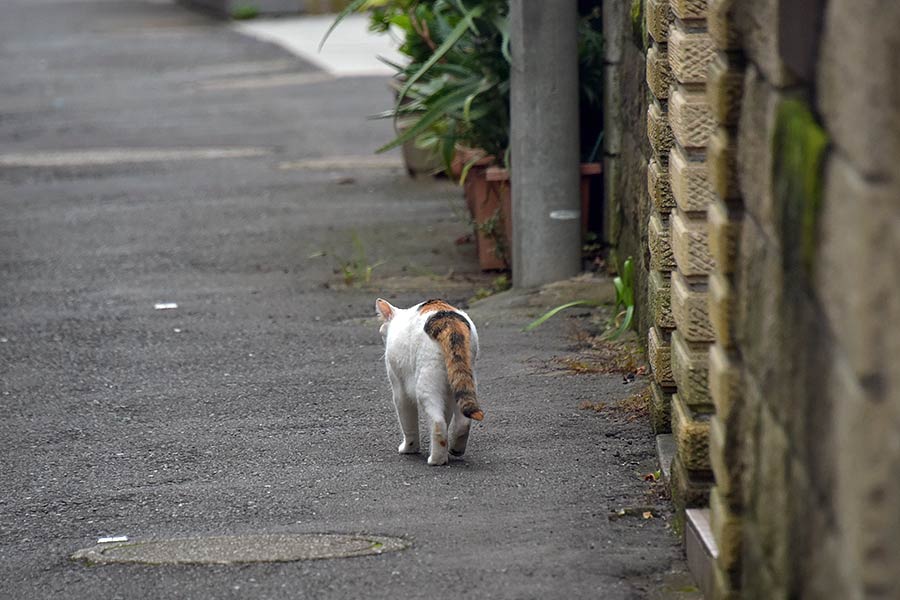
top-left (418, 299), bottom-right (456, 314)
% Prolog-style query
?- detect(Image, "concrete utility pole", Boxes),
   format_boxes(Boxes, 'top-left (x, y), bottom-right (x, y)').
top-left (509, 0), bottom-right (581, 288)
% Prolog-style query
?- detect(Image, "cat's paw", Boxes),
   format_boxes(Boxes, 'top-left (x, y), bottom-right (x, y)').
top-left (398, 441), bottom-right (420, 454)
top-left (427, 453), bottom-right (449, 466)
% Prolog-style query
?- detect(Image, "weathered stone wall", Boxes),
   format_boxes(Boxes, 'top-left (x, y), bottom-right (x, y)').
top-left (703, 0), bottom-right (900, 598)
top-left (603, 0), bottom-right (651, 339)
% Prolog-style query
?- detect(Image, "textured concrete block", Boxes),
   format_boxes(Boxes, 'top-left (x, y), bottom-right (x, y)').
top-left (752, 403), bottom-right (789, 588)
top-left (672, 391), bottom-right (712, 472)
top-left (707, 54), bottom-right (744, 127)
top-left (737, 378), bottom-right (762, 517)
top-left (710, 413), bottom-right (743, 511)
top-left (710, 486), bottom-right (742, 577)
top-left (672, 210), bottom-right (715, 276)
top-left (817, 155), bottom-right (900, 407)
top-left (734, 218), bottom-right (784, 395)
top-left (650, 268), bottom-right (676, 329)
top-left (649, 211), bottom-right (676, 272)
top-left (818, 0), bottom-right (900, 181)
top-left (672, 453), bottom-right (713, 510)
top-left (832, 352), bottom-right (900, 598)
top-left (669, 22), bottom-right (716, 84)
top-left (709, 272), bottom-right (736, 348)
top-left (648, 157), bottom-right (675, 214)
top-left (708, 350), bottom-right (738, 426)
top-left (734, 0), bottom-right (795, 87)
top-left (670, 144), bottom-right (715, 214)
top-left (709, 344), bottom-right (741, 427)
top-left (645, 0), bottom-right (673, 43)
top-left (670, 86), bottom-right (715, 150)
top-left (708, 127), bottom-right (739, 201)
top-left (649, 325), bottom-right (676, 387)
top-left (647, 43), bottom-right (672, 100)
top-left (708, 0), bottom-right (740, 50)
top-left (713, 563), bottom-right (739, 600)
top-left (648, 100), bottom-right (674, 162)
top-left (651, 381), bottom-right (674, 434)
top-left (670, 0), bottom-right (708, 20)
top-left (708, 198), bottom-right (741, 275)
top-left (672, 270), bottom-right (715, 342)
top-left (787, 455), bottom-right (853, 600)
top-left (736, 65), bottom-right (777, 227)
top-left (672, 330), bottom-right (712, 409)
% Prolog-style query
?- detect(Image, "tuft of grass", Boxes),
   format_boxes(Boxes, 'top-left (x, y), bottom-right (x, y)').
top-left (470, 273), bottom-right (511, 302)
top-left (313, 233), bottom-right (385, 287)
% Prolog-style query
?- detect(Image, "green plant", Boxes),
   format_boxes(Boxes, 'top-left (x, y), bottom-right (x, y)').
top-left (325, 1), bottom-right (603, 178)
top-left (523, 257), bottom-right (635, 338)
top-left (606, 256), bottom-right (635, 340)
top-left (230, 4), bottom-right (260, 19)
top-left (470, 273), bottom-right (511, 301)
top-left (388, 2), bottom-right (510, 172)
top-left (523, 300), bottom-right (597, 332)
top-left (315, 234), bottom-right (385, 286)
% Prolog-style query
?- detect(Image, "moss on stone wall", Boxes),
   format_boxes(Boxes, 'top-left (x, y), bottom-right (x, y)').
top-left (772, 98), bottom-right (828, 275)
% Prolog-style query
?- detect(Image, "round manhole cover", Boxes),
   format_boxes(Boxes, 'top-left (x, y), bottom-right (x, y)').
top-left (71, 534), bottom-right (408, 565)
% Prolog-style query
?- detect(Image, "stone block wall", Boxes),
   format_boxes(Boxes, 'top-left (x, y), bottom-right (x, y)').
top-left (658, 0), bottom-right (718, 517)
top-left (604, 0), bottom-right (653, 339)
top-left (644, 0), bottom-right (677, 436)
top-left (604, 4), bottom-right (899, 593)
top-left (701, 0), bottom-right (900, 598)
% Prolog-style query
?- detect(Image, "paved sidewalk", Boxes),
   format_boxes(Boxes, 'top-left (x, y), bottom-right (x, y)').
top-left (233, 13), bottom-right (404, 76)
top-left (0, 1), bottom-right (695, 598)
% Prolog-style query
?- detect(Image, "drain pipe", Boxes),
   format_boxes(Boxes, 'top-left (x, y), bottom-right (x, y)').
top-left (509, 0), bottom-right (581, 288)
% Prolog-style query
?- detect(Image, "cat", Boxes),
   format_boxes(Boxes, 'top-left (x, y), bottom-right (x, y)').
top-left (375, 298), bottom-right (484, 466)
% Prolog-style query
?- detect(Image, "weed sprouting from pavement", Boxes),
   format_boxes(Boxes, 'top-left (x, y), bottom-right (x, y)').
top-left (312, 233), bottom-right (385, 287)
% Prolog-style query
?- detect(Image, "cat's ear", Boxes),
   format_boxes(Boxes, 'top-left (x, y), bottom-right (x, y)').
top-left (375, 298), bottom-right (395, 322)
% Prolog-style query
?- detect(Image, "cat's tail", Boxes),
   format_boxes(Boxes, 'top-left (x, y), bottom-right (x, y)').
top-left (423, 310), bottom-right (484, 421)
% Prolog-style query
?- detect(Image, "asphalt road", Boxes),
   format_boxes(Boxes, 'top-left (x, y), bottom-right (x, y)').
top-left (0, 1), bottom-right (693, 598)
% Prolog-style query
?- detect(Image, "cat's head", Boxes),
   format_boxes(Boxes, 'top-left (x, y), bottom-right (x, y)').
top-left (375, 298), bottom-right (395, 340)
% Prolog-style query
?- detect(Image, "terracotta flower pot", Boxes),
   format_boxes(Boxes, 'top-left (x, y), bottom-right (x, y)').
top-left (464, 165), bottom-right (509, 271)
top-left (471, 163), bottom-right (603, 272)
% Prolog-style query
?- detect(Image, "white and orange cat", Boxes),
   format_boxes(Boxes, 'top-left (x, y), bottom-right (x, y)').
top-left (375, 298), bottom-right (484, 466)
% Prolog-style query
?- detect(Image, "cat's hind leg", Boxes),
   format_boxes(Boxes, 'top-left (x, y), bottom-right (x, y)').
top-left (389, 370), bottom-right (419, 454)
top-left (448, 404), bottom-right (471, 457)
top-left (416, 382), bottom-right (452, 466)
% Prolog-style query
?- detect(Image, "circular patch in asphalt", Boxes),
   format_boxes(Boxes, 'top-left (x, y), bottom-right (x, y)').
top-left (71, 533), bottom-right (408, 565)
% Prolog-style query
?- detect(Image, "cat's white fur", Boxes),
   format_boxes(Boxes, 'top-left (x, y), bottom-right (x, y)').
top-left (376, 299), bottom-right (479, 465)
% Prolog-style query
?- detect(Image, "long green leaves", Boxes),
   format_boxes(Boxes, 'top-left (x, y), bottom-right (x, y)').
top-left (324, 1), bottom-right (510, 171)
top-left (318, 0), bottom-right (370, 50)
top-left (522, 258), bottom-right (636, 339)
top-left (523, 301), bottom-right (598, 332)
top-left (396, 4), bottom-right (486, 106)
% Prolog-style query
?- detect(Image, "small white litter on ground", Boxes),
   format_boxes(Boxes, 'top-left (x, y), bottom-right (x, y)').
top-left (97, 536), bottom-right (129, 544)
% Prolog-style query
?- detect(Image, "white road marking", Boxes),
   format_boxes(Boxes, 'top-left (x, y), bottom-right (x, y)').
top-left (0, 147), bottom-right (271, 168)
top-left (195, 71), bottom-right (336, 91)
top-left (278, 156), bottom-right (404, 170)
